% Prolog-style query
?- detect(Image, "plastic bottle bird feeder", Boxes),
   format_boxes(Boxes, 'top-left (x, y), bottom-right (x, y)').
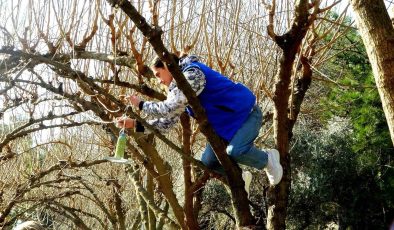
top-left (105, 130), bottom-right (130, 164)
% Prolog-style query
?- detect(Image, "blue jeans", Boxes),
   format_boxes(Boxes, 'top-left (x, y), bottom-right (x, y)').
top-left (201, 105), bottom-right (268, 174)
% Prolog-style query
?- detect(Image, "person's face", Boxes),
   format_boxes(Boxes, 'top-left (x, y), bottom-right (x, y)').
top-left (152, 66), bottom-right (173, 87)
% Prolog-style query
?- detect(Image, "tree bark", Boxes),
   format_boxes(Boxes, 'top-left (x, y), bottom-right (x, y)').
top-left (146, 173), bottom-right (156, 230)
top-left (181, 113), bottom-right (200, 229)
top-left (128, 165), bottom-right (180, 229)
top-left (267, 1), bottom-right (312, 229)
top-left (350, 0), bottom-right (394, 146)
top-left (135, 134), bottom-right (187, 229)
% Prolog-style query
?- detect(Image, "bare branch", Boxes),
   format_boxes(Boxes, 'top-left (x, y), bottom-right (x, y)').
top-left (267, 0), bottom-right (278, 39)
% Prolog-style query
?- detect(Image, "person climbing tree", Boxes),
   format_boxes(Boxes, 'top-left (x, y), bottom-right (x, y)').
top-left (117, 55), bottom-right (283, 185)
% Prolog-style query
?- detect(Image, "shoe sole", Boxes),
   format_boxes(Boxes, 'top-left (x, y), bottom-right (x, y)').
top-left (268, 149), bottom-right (283, 185)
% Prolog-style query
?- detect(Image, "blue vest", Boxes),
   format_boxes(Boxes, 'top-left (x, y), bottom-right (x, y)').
top-left (183, 62), bottom-right (256, 141)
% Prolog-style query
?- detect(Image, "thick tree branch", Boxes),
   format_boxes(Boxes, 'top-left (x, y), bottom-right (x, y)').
top-left (289, 56), bottom-right (312, 134)
top-left (0, 48), bottom-right (137, 69)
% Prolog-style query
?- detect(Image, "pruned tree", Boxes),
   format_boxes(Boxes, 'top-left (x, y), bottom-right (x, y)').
top-left (0, 0), bottom-right (350, 229)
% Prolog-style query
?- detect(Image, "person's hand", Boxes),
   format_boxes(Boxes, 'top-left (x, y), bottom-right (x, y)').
top-left (115, 117), bottom-right (136, 129)
top-left (126, 95), bottom-right (141, 107)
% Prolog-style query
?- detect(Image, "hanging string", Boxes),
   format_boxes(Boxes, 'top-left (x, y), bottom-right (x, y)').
top-left (112, 5), bottom-right (118, 92)
top-left (79, 112), bottom-right (114, 124)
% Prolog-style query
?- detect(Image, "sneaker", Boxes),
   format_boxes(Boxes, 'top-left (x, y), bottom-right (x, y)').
top-left (242, 170), bottom-right (253, 197)
top-left (264, 149), bottom-right (283, 185)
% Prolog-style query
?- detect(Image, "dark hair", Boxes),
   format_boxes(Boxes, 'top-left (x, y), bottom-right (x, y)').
top-left (151, 54), bottom-right (180, 68)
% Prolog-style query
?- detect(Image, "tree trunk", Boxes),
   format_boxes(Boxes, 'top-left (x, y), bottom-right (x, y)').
top-left (266, 1), bottom-right (312, 229)
top-left (134, 169), bottom-right (149, 230)
top-left (181, 113), bottom-right (200, 229)
top-left (135, 134), bottom-right (187, 229)
top-left (350, 0), bottom-right (394, 146)
top-left (146, 173), bottom-right (156, 230)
